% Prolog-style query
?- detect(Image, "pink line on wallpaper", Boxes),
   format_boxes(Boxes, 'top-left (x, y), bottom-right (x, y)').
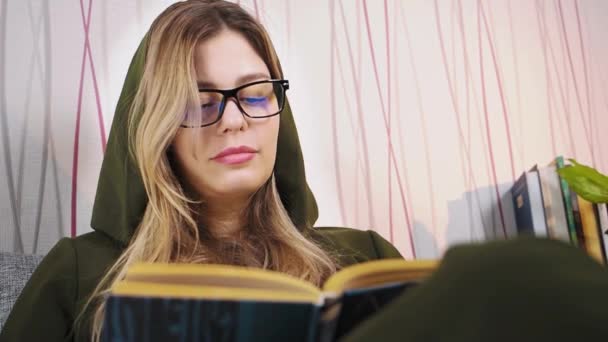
top-left (554, 0), bottom-right (573, 145)
top-left (383, 0), bottom-right (394, 243)
top-left (449, 0), bottom-right (457, 92)
top-left (435, 0), bottom-right (503, 237)
top-left (393, 78), bottom-right (416, 245)
top-left (573, 0), bottom-right (594, 162)
top-left (480, 2), bottom-right (516, 181)
top-left (338, 0), bottom-right (376, 230)
top-left (579, 4), bottom-right (608, 172)
top-left (486, 2), bottom-right (520, 175)
top-left (329, 0), bottom-right (346, 225)
top-left (456, 0), bottom-right (494, 238)
top-left (72, 0), bottom-right (106, 238)
top-left (453, 0), bottom-right (477, 240)
top-left (397, 2), bottom-right (439, 249)
top-left (79, 0), bottom-right (106, 151)
top-left (335, 35), bottom-right (370, 228)
top-left (362, 0), bottom-right (415, 254)
top-left (546, 67), bottom-right (559, 159)
top-left (477, 0), bottom-right (507, 237)
top-left (72, 53), bottom-right (84, 239)
top-left (535, 0), bottom-right (558, 158)
top-left (336, 49), bottom-right (368, 225)
top-left (557, 0), bottom-right (595, 165)
top-left (355, 0), bottom-right (361, 229)
top-left (456, 0), bottom-right (489, 185)
top-left (506, 0), bottom-right (525, 170)
top-left (540, 2), bottom-right (577, 158)
top-left (393, 0), bottom-right (416, 243)
top-left (334, 1), bottom-right (371, 229)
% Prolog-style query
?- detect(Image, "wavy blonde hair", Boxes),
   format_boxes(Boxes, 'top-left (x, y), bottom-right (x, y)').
top-left (79, 1), bottom-right (337, 340)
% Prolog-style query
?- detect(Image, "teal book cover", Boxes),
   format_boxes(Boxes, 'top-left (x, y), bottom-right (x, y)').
top-left (101, 296), bottom-right (320, 342)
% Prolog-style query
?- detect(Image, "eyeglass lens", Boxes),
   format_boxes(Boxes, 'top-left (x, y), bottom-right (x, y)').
top-left (184, 81), bottom-right (284, 127)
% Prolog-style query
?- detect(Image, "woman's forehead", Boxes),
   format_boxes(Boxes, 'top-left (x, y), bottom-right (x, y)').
top-left (193, 29), bottom-right (270, 89)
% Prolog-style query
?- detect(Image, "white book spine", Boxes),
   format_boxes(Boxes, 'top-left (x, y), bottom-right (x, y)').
top-left (527, 171), bottom-right (548, 237)
top-left (597, 203), bottom-right (608, 258)
top-left (538, 166), bottom-right (570, 242)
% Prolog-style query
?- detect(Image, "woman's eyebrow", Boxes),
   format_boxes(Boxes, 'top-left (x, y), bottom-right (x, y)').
top-left (197, 72), bottom-right (271, 89)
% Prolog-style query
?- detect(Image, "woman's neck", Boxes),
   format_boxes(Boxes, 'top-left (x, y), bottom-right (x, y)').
top-left (201, 195), bottom-right (250, 239)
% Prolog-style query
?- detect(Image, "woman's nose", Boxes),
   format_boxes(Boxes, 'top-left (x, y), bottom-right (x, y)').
top-left (218, 98), bottom-right (247, 132)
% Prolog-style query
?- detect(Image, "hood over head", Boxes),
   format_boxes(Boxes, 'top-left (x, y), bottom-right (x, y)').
top-left (90, 35), bottom-right (319, 247)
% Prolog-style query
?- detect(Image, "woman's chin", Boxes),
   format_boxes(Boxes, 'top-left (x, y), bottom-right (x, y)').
top-left (212, 175), bottom-right (267, 197)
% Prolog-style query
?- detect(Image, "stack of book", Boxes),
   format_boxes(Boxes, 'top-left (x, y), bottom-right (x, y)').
top-left (511, 156), bottom-right (608, 263)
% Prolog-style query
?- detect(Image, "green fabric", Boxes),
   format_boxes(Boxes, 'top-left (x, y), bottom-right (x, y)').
top-left (342, 237), bottom-right (608, 342)
top-left (0, 233), bottom-right (121, 341)
top-left (0, 229), bottom-right (399, 341)
top-left (309, 227), bottom-right (402, 266)
top-left (0, 32), bottom-right (401, 342)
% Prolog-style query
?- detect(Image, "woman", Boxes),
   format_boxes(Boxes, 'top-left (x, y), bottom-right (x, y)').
top-left (0, 1), bottom-right (400, 341)
top-left (3, 1), bottom-right (608, 342)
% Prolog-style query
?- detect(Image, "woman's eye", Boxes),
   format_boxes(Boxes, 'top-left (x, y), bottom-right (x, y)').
top-left (242, 97), bottom-right (267, 105)
top-left (201, 102), bottom-right (218, 109)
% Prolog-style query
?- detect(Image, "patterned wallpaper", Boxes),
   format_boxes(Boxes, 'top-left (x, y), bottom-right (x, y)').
top-left (1, 0), bottom-right (607, 258)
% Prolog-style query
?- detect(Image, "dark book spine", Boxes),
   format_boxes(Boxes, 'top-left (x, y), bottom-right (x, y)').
top-left (569, 190), bottom-right (586, 250)
top-left (512, 172), bottom-right (534, 235)
top-left (555, 157), bottom-right (579, 246)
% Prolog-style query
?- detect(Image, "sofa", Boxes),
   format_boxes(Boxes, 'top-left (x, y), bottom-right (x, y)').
top-left (0, 252), bottom-right (44, 331)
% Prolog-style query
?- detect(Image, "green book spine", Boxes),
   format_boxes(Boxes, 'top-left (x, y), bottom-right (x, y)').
top-left (555, 156), bottom-right (578, 247)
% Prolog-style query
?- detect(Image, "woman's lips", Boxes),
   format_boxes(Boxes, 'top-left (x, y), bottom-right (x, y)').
top-left (213, 152), bottom-right (255, 165)
top-left (211, 145), bottom-right (257, 165)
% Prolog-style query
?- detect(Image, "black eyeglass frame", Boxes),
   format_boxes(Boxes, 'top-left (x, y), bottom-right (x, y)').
top-left (180, 79), bottom-right (290, 128)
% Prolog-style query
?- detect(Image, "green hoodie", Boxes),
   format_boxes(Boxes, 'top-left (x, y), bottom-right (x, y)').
top-left (0, 36), bottom-right (400, 342)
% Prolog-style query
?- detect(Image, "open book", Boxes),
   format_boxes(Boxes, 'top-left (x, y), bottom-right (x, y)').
top-left (101, 259), bottom-right (437, 342)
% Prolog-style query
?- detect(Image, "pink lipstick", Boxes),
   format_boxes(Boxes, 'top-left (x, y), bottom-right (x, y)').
top-left (212, 145), bottom-right (257, 165)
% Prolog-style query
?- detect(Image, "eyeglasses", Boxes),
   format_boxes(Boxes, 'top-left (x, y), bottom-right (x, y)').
top-left (181, 79), bottom-right (289, 128)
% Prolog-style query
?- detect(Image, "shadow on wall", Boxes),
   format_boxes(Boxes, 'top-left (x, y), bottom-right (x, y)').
top-left (409, 180), bottom-right (520, 260)
top-left (445, 181), bottom-right (518, 248)
top-left (412, 220), bottom-right (439, 260)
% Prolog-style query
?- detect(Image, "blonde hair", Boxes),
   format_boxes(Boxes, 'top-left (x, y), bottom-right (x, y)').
top-left (78, 1), bottom-right (337, 340)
